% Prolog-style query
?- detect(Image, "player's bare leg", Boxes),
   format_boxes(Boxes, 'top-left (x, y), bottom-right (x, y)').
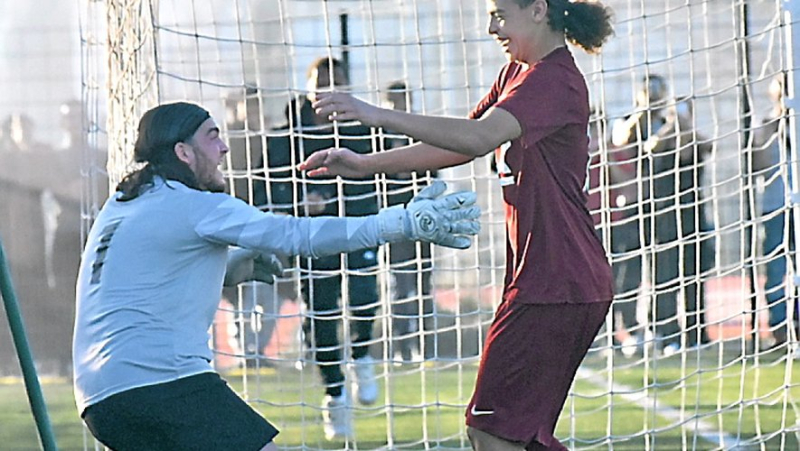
top-left (467, 426), bottom-right (524, 451)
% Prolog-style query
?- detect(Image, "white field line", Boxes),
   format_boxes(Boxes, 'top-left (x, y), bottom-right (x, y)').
top-left (576, 367), bottom-right (741, 450)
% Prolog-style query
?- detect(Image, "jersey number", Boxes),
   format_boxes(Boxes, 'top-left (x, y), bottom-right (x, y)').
top-left (496, 141), bottom-right (515, 186)
top-left (90, 220), bottom-right (121, 285)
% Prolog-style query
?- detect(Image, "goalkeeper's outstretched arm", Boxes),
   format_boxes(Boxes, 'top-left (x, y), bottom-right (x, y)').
top-left (197, 180), bottom-right (481, 260)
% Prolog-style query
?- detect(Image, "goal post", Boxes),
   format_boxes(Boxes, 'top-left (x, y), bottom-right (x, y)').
top-left (786, 0), bottom-right (800, 300)
top-left (82, 0), bottom-right (800, 449)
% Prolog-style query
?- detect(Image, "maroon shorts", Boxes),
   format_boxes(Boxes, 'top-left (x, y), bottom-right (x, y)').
top-left (466, 300), bottom-right (611, 450)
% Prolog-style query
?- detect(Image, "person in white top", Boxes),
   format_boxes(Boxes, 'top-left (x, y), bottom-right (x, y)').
top-left (72, 101), bottom-right (480, 451)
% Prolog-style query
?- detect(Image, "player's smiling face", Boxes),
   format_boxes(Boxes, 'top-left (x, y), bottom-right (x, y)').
top-left (182, 118), bottom-right (229, 193)
top-left (486, 0), bottom-right (538, 63)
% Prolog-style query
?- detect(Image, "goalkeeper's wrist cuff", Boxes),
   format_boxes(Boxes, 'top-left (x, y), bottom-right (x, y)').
top-left (376, 205), bottom-right (409, 244)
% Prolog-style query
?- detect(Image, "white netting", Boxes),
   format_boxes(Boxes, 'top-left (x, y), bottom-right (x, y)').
top-left (82, 0), bottom-right (800, 449)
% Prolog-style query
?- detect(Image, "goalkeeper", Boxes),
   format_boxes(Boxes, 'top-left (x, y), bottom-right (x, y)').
top-left (71, 101), bottom-right (480, 451)
top-left (301, 0), bottom-right (615, 449)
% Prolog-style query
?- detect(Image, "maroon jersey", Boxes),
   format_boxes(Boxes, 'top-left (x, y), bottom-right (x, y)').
top-left (470, 47), bottom-right (613, 304)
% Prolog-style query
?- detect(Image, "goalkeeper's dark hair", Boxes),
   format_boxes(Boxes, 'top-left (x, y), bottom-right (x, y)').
top-left (514, 0), bottom-right (614, 54)
top-left (116, 102), bottom-right (211, 201)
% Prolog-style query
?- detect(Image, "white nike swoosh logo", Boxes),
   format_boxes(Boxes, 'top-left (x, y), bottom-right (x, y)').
top-left (470, 406), bottom-right (494, 416)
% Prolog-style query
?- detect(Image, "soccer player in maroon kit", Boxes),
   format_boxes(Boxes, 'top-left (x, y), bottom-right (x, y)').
top-left (301, 0), bottom-right (615, 449)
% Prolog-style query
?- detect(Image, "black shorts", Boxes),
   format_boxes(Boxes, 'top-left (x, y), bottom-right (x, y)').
top-left (82, 372), bottom-right (278, 451)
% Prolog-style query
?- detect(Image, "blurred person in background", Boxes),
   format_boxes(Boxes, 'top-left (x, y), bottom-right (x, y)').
top-left (222, 86), bottom-right (294, 366)
top-left (261, 56), bottom-right (384, 440)
top-left (72, 101), bottom-right (480, 450)
top-left (224, 86), bottom-right (269, 204)
top-left (753, 72), bottom-right (797, 350)
top-left (608, 76), bottom-right (673, 356)
top-left (588, 110), bottom-right (642, 358)
top-left (0, 109), bottom-right (80, 375)
top-left (623, 74), bottom-right (713, 355)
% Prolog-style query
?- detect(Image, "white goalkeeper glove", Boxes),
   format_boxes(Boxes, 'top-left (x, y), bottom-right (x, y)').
top-left (224, 248), bottom-right (285, 286)
top-left (378, 180), bottom-right (481, 249)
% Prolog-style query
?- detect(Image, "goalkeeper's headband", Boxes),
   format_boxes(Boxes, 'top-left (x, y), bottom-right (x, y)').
top-left (133, 102), bottom-right (211, 164)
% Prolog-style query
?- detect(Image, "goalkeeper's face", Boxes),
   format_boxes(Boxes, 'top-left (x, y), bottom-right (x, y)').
top-left (182, 118), bottom-right (229, 193)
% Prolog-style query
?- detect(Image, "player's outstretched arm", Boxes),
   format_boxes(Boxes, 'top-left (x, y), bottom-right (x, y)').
top-left (299, 141), bottom-right (473, 179)
top-left (200, 182), bottom-right (479, 258)
top-left (313, 92), bottom-right (520, 157)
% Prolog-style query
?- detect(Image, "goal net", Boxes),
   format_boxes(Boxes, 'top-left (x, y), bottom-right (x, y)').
top-left (81, 0), bottom-right (800, 448)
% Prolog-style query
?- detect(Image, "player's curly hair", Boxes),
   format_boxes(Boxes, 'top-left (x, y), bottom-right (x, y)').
top-left (116, 102), bottom-right (210, 201)
top-left (515, 0), bottom-right (614, 54)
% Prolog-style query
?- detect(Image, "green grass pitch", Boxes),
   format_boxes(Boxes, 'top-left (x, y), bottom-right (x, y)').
top-left (2, 349), bottom-right (799, 450)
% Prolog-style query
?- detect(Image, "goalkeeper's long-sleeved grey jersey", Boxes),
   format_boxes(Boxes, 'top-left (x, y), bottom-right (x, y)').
top-left (72, 178), bottom-right (406, 413)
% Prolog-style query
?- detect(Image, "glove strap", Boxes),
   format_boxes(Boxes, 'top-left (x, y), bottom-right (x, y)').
top-left (376, 205), bottom-right (410, 244)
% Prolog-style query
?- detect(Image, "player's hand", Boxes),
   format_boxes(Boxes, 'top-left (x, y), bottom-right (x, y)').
top-left (251, 253), bottom-right (285, 284)
top-left (299, 147), bottom-right (368, 178)
top-left (313, 92), bottom-right (382, 127)
top-left (404, 180), bottom-right (481, 249)
top-left (224, 248), bottom-right (284, 286)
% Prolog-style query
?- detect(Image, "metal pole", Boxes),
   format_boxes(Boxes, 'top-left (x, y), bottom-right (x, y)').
top-left (0, 235), bottom-right (58, 450)
top-left (736, 0), bottom-right (758, 352)
top-left (339, 12), bottom-right (350, 81)
top-left (781, 0), bottom-right (800, 432)
top-left (785, 0), bottom-right (800, 340)
top-left (736, 0), bottom-right (758, 351)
